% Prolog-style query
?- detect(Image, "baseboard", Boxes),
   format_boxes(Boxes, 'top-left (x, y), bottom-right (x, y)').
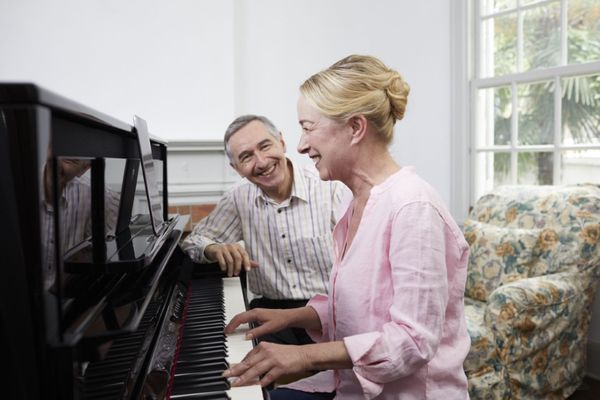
top-left (587, 340), bottom-right (600, 380)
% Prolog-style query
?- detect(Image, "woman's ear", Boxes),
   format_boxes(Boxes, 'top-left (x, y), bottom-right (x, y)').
top-left (349, 115), bottom-right (368, 145)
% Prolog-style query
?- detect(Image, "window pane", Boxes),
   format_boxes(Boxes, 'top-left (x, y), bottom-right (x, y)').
top-left (481, 13), bottom-right (517, 77)
top-left (494, 152), bottom-right (511, 186)
top-left (561, 149), bottom-right (600, 184)
top-left (517, 152), bottom-right (553, 184)
top-left (481, 0), bottom-right (516, 15)
top-left (474, 152), bottom-right (511, 200)
top-left (568, 0), bottom-right (600, 64)
top-left (478, 86), bottom-right (512, 146)
top-left (518, 81), bottom-right (554, 145)
top-left (561, 74), bottom-right (600, 145)
top-left (522, 2), bottom-right (561, 71)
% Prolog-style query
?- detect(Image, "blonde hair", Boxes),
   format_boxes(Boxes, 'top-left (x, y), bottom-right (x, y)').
top-left (300, 55), bottom-right (410, 144)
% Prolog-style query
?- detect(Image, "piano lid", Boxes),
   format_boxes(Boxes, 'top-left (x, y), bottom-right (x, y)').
top-left (0, 82), bottom-right (167, 145)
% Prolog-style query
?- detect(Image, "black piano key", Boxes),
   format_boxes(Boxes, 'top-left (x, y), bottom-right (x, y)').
top-left (173, 373), bottom-right (229, 387)
top-left (174, 360), bottom-right (229, 374)
top-left (174, 369), bottom-right (225, 379)
top-left (170, 391), bottom-right (230, 400)
top-left (164, 277), bottom-right (248, 399)
top-left (181, 322), bottom-right (225, 333)
top-left (171, 379), bottom-right (229, 396)
top-left (175, 356), bottom-right (228, 368)
top-left (179, 342), bottom-right (227, 352)
top-left (180, 344), bottom-right (226, 355)
top-left (176, 349), bottom-right (227, 363)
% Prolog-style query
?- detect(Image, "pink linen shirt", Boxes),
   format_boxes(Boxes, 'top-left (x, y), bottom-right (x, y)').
top-left (286, 167), bottom-right (470, 399)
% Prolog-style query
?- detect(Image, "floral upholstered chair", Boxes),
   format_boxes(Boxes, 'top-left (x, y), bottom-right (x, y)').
top-left (462, 184), bottom-right (600, 399)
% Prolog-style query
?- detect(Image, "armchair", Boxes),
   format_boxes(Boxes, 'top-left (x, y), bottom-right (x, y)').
top-left (463, 184), bottom-right (600, 399)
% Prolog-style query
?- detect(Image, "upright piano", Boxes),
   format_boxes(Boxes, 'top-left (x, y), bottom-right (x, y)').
top-left (0, 83), bottom-right (266, 400)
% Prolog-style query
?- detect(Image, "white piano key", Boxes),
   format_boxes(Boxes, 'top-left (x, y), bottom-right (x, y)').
top-left (229, 385), bottom-right (265, 398)
top-left (222, 277), bottom-right (264, 399)
top-left (223, 278), bottom-right (254, 363)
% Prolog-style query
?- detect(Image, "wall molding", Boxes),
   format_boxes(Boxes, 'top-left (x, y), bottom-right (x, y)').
top-left (167, 140), bottom-right (225, 152)
top-left (166, 140), bottom-right (239, 205)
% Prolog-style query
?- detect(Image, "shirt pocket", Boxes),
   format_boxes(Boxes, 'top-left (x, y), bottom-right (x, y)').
top-left (293, 235), bottom-right (335, 279)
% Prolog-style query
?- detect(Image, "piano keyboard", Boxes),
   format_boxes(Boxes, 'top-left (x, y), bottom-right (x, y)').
top-left (167, 277), bottom-right (264, 400)
top-left (82, 302), bottom-right (162, 400)
top-left (80, 276), bottom-right (264, 400)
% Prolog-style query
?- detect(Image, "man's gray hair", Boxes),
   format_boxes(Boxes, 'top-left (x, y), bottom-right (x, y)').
top-left (224, 115), bottom-right (281, 161)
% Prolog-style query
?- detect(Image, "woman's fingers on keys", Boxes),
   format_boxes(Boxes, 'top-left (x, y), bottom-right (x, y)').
top-left (224, 310), bottom-right (255, 334)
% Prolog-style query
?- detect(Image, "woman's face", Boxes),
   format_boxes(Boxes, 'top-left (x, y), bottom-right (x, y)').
top-left (297, 94), bottom-right (352, 182)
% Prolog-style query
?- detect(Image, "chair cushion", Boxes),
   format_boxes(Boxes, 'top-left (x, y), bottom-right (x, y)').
top-left (464, 297), bottom-right (497, 373)
top-left (469, 184), bottom-right (600, 229)
top-left (464, 220), bottom-right (540, 301)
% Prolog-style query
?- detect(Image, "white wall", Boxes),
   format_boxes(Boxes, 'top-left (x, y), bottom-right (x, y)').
top-left (235, 0), bottom-right (452, 206)
top-left (0, 0), bottom-right (235, 139)
top-left (0, 0), bottom-right (453, 208)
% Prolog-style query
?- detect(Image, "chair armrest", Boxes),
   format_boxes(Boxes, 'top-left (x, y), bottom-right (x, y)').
top-left (485, 271), bottom-right (591, 362)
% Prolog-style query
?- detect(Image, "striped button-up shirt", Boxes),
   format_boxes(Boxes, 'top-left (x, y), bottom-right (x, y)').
top-left (41, 175), bottom-right (119, 291)
top-left (182, 159), bottom-right (345, 300)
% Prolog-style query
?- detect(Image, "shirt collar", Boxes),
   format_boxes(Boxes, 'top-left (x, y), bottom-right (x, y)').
top-left (254, 157), bottom-right (309, 206)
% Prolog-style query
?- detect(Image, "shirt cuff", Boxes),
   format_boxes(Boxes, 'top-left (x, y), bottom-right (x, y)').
top-left (343, 332), bottom-right (385, 400)
top-left (280, 370), bottom-right (336, 393)
top-left (305, 294), bottom-right (329, 343)
top-left (181, 237), bottom-right (216, 263)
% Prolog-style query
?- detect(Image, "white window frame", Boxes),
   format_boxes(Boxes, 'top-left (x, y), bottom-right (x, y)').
top-left (451, 0), bottom-right (600, 221)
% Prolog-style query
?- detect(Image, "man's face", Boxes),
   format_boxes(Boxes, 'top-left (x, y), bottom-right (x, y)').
top-left (228, 120), bottom-right (290, 197)
top-left (59, 159), bottom-right (90, 183)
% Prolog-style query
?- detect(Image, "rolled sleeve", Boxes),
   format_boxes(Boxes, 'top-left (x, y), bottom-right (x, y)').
top-left (305, 294), bottom-right (330, 343)
top-left (343, 332), bottom-right (384, 399)
top-left (181, 232), bottom-right (216, 263)
top-left (343, 324), bottom-right (434, 399)
top-left (180, 190), bottom-right (242, 263)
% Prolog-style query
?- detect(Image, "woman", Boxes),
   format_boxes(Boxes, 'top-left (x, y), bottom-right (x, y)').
top-left (223, 55), bottom-right (470, 399)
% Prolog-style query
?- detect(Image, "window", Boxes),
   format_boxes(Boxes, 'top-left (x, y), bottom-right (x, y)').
top-left (470, 0), bottom-right (600, 202)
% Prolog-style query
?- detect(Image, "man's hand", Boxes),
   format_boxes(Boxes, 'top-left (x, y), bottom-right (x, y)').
top-left (223, 342), bottom-right (312, 387)
top-left (204, 243), bottom-right (259, 277)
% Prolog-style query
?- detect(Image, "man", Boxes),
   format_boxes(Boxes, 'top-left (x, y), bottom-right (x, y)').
top-left (42, 156), bottom-right (119, 292)
top-left (181, 115), bottom-right (345, 345)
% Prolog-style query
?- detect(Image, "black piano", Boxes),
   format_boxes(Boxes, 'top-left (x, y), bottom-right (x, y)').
top-left (0, 83), bottom-right (266, 400)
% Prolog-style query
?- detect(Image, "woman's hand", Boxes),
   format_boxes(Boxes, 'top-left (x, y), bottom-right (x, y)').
top-left (224, 308), bottom-right (292, 340)
top-left (223, 342), bottom-right (312, 387)
top-left (225, 306), bottom-right (322, 340)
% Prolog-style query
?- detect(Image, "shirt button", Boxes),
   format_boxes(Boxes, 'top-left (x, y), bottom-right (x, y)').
top-left (292, 284), bottom-right (297, 288)
top-left (287, 259), bottom-right (291, 263)
top-left (277, 209), bottom-right (282, 214)
top-left (281, 234), bottom-right (286, 238)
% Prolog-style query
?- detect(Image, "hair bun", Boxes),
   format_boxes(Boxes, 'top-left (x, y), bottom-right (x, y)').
top-left (385, 73), bottom-right (410, 121)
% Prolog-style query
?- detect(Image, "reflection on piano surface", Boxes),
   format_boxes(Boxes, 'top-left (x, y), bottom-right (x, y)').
top-left (0, 83), bottom-right (265, 400)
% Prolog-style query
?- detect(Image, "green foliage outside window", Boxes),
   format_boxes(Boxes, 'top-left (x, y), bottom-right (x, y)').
top-left (488, 0), bottom-right (600, 185)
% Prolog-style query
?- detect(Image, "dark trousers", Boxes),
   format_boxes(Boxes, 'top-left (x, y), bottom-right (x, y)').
top-left (248, 297), bottom-right (314, 346)
top-left (268, 388), bottom-right (335, 400)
